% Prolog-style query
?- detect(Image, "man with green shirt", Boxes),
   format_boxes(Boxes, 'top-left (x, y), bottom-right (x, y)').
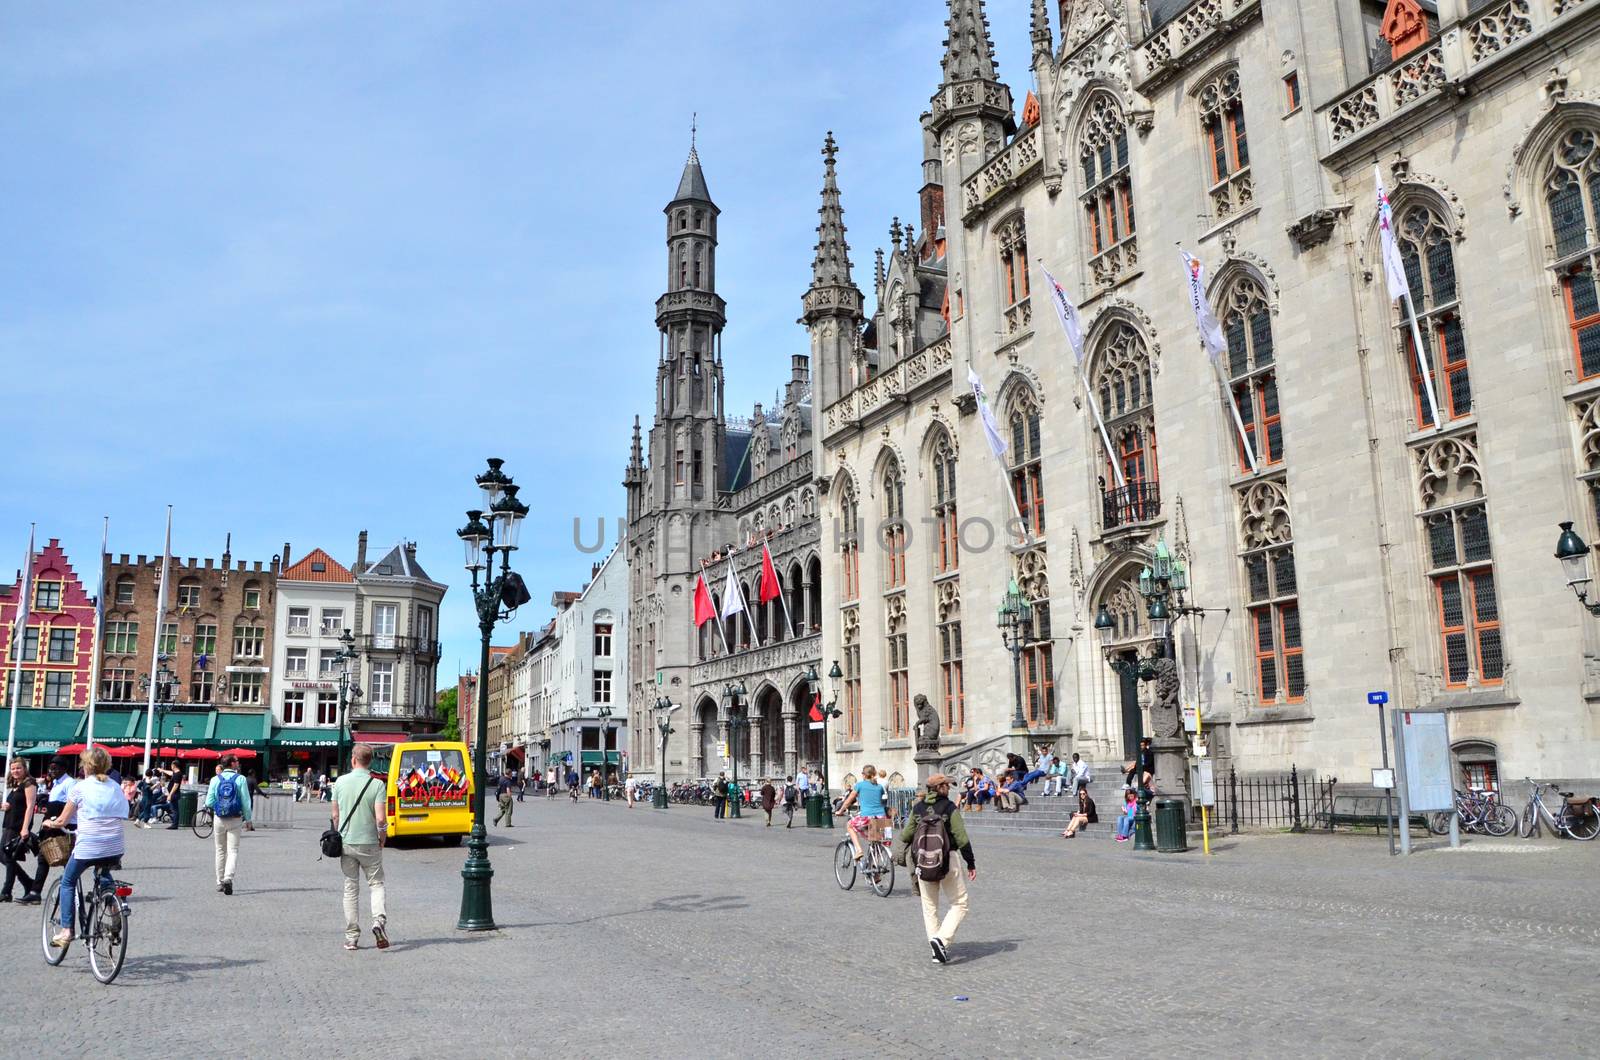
top-left (330, 744), bottom-right (389, 951)
top-left (893, 773), bottom-right (977, 965)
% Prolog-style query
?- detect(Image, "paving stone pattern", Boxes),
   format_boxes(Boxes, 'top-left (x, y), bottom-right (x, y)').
top-left (6, 797), bottom-right (1599, 1056)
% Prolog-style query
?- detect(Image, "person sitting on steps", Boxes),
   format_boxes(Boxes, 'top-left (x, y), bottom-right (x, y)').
top-left (1060, 787), bottom-right (1099, 838)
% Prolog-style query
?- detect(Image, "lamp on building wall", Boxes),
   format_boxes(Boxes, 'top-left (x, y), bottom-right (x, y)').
top-left (455, 457), bottom-right (528, 933)
top-left (996, 579), bottom-right (1035, 730)
top-left (1556, 521), bottom-right (1600, 615)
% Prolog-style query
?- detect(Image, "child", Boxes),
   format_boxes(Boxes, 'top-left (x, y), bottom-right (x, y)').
top-left (1115, 789), bottom-right (1138, 842)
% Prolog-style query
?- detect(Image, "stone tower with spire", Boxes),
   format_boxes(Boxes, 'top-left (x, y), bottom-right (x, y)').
top-left (802, 132), bottom-right (865, 418)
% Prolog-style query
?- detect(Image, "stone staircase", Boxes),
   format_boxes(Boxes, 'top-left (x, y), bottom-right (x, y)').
top-left (961, 780), bottom-right (1133, 842)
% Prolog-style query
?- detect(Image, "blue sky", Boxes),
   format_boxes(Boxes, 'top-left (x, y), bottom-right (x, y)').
top-left (0, 2), bottom-right (1038, 682)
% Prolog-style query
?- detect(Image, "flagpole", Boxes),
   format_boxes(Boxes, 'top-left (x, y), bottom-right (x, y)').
top-left (766, 545), bottom-right (799, 638)
top-left (728, 546), bottom-right (763, 649)
top-left (701, 561), bottom-right (733, 656)
top-left (4, 524), bottom-right (37, 794)
top-left (85, 516), bottom-right (109, 752)
top-left (1038, 259), bottom-right (1126, 489)
top-left (1212, 359), bottom-right (1260, 474)
top-left (142, 506), bottom-right (172, 776)
top-left (1079, 368), bottom-right (1127, 489)
top-left (966, 367), bottom-right (1033, 542)
top-left (1401, 292), bottom-right (1444, 431)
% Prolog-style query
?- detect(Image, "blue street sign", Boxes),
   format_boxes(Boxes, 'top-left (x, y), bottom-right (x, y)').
top-left (1368, 691), bottom-right (1388, 705)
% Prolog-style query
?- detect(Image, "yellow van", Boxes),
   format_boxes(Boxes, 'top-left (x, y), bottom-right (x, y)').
top-left (371, 740), bottom-right (474, 844)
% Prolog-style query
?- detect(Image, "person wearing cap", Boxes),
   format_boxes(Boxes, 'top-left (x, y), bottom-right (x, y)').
top-left (894, 773), bottom-right (976, 965)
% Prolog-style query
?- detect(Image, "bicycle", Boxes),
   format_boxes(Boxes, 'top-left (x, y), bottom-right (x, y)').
top-left (192, 804), bottom-right (214, 839)
top-left (833, 828), bottom-right (895, 897)
top-left (1518, 779), bottom-right (1600, 840)
top-left (1427, 788), bottom-right (1517, 837)
top-left (41, 860), bottom-right (133, 984)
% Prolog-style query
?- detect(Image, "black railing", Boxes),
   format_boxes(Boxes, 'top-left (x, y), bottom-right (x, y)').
top-left (361, 634), bottom-right (442, 658)
top-left (1219, 764), bottom-right (1337, 833)
top-left (1102, 482), bottom-right (1161, 530)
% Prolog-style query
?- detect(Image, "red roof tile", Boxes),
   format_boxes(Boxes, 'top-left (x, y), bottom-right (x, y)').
top-left (280, 547), bottom-right (354, 583)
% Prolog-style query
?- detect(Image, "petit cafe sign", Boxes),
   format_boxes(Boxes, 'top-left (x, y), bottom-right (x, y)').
top-left (290, 680), bottom-right (338, 691)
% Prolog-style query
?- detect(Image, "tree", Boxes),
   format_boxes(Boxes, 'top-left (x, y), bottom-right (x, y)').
top-left (436, 686), bottom-right (460, 741)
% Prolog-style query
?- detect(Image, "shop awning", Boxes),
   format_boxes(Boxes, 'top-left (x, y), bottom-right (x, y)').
top-left (270, 727), bottom-right (341, 748)
top-left (213, 712), bottom-right (271, 749)
top-left (580, 751), bottom-right (621, 766)
top-left (0, 708), bottom-right (84, 756)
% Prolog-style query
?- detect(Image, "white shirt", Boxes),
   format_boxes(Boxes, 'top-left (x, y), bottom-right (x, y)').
top-left (50, 774), bottom-right (74, 802)
top-left (1070, 759), bottom-right (1090, 780)
top-left (795, 773), bottom-right (810, 792)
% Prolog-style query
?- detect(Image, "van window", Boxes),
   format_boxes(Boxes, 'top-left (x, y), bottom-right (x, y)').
top-left (396, 747), bottom-right (470, 809)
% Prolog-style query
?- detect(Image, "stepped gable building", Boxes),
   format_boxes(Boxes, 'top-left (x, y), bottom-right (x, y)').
top-left (813, 0), bottom-right (1600, 797)
top-left (1, 538), bottom-right (99, 712)
top-left (625, 141), bottom-right (825, 784)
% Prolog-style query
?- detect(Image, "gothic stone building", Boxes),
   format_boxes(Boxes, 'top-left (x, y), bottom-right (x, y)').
top-left (812, 0), bottom-right (1600, 796)
top-left (625, 146), bottom-right (826, 784)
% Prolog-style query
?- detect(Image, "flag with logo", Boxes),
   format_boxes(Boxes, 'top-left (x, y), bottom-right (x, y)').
top-left (967, 368), bottom-right (1008, 462)
top-left (692, 573), bottom-right (717, 627)
top-left (1040, 263), bottom-right (1086, 365)
top-left (1180, 250), bottom-right (1227, 362)
top-left (1376, 166), bottom-right (1411, 303)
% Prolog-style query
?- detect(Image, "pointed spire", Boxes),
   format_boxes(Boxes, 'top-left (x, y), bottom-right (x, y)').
top-left (809, 131), bottom-right (854, 288)
top-left (1031, 0), bottom-right (1052, 53)
top-left (629, 415), bottom-right (643, 469)
top-left (874, 247), bottom-right (886, 291)
top-left (941, 0), bottom-right (999, 86)
top-left (673, 116), bottom-right (712, 204)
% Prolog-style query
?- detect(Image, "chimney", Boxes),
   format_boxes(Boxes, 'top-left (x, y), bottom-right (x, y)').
top-left (282, 542), bottom-right (292, 569)
top-left (204, 558), bottom-right (213, 569)
top-left (592, 562), bottom-right (601, 578)
top-left (355, 530), bottom-right (369, 576)
top-left (404, 541), bottom-right (418, 558)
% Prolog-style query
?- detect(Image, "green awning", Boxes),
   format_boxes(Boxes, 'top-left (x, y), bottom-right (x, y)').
top-left (579, 751), bottom-right (620, 766)
top-left (214, 711), bottom-right (271, 749)
top-left (122, 709), bottom-right (216, 746)
top-left (271, 727), bottom-right (341, 748)
top-left (0, 708), bottom-right (82, 754)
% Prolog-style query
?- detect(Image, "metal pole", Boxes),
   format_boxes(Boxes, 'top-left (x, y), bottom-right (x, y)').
top-left (1392, 708), bottom-right (1412, 856)
top-left (1378, 701), bottom-right (1395, 857)
top-left (458, 557), bottom-right (497, 931)
top-left (1009, 635), bottom-right (1026, 730)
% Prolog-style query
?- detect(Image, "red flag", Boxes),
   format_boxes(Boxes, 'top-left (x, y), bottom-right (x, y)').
top-left (808, 692), bottom-right (824, 723)
top-left (758, 544), bottom-right (782, 603)
top-left (692, 573), bottom-right (717, 627)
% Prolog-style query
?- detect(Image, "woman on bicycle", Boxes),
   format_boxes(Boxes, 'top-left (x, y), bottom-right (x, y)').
top-left (837, 764), bottom-right (889, 862)
top-left (42, 746), bottom-right (128, 948)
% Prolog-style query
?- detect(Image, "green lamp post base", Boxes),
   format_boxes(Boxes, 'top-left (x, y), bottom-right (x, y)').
top-left (652, 787), bottom-right (668, 809)
top-left (1133, 786), bottom-right (1155, 851)
top-left (456, 823), bottom-right (496, 931)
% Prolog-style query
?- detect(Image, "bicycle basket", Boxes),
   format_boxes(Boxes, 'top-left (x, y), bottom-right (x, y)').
top-left (38, 834), bottom-right (74, 867)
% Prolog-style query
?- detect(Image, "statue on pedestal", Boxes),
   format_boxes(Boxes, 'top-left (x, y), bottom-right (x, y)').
top-left (913, 693), bottom-right (940, 751)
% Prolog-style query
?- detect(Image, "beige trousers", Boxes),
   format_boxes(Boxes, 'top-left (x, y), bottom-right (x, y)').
top-left (341, 843), bottom-right (387, 942)
top-left (917, 867), bottom-right (969, 945)
top-left (214, 816), bottom-right (244, 884)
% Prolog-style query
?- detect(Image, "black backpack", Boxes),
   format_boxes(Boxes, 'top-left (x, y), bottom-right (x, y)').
top-left (910, 802), bottom-right (953, 882)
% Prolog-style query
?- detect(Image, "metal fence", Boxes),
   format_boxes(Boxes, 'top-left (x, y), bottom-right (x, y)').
top-left (1216, 765), bottom-right (1337, 833)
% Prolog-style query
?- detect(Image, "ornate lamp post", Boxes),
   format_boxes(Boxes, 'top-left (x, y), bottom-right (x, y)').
top-left (596, 699), bottom-right (613, 801)
top-left (816, 662), bottom-right (842, 828)
top-left (334, 628), bottom-right (361, 775)
top-left (652, 697), bottom-right (679, 809)
top-left (1556, 522), bottom-right (1600, 616)
top-left (996, 579), bottom-right (1035, 731)
top-left (455, 458), bottom-right (529, 932)
top-left (723, 681), bottom-right (747, 819)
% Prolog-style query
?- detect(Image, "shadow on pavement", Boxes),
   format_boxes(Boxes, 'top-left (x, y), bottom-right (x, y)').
top-left (119, 953), bottom-right (266, 985)
top-left (952, 938), bottom-right (1021, 964)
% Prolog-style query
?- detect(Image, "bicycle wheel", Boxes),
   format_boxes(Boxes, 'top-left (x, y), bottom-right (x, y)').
top-left (192, 808), bottom-right (214, 839)
top-left (1519, 804), bottom-right (1539, 839)
top-left (1426, 812), bottom-right (1452, 836)
top-left (1484, 803), bottom-right (1518, 837)
top-left (833, 841), bottom-right (857, 890)
top-left (1563, 810), bottom-right (1600, 841)
top-left (41, 881), bottom-right (68, 966)
top-left (868, 845), bottom-right (895, 898)
top-left (87, 893), bottom-right (128, 984)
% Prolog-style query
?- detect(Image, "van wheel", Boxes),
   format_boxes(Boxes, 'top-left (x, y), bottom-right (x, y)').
top-left (445, 834), bottom-right (463, 847)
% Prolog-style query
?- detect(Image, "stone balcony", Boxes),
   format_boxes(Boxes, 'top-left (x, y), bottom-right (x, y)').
top-left (1133, 0), bottom-right (1262, 93)
top-left (961, 125), bottom-right (1043, 221)
top-left (690, 632), bottom-right (822, 688)
top-left (821, 336), bottom-right (953, 442)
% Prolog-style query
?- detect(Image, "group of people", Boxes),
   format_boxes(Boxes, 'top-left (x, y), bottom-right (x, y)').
top-left (709, 767), bottom-right (825, 825)
top-left (955, 750), bottom-right (1094, 813)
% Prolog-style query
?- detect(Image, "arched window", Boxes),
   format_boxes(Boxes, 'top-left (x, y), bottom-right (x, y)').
top-left (931, 431), bottom-right (958, 573)
top-left (1008, 388), bottom-right (1045, 539)
top-left (1221, 276), bottom-right (1282, 470)
top-left (881, 457), bottom-right (907, 590)
top-left (114, 575), bottom-right (134, 605)
top-left (1094, 324), bottom-right (1160, 528)
top-left (1546, 125), bottom-right (1600, 380)
top-left (997, 215), bottom-right (1030, 307)
top-left (1197, 67), bottom-right (1251, 219)
top-left (839, 479), bottom-right (860, 603)
top-left (1396, 202), bottom-right (1470, 426)
top-left (807, 555), bottom-right (822, 633)
top-left (693, 245), bottom-right (703, 288)
top-left (1078, 92), bottom-right (1136, 284)
top-left (678, 246), bottom-right (687, 288)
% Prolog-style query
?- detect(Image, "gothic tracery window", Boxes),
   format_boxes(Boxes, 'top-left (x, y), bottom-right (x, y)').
top-left (1396, 202), bottom-right (1471, 427)
top-left (931, 431), bottom-right (958, 573)
top-left (1237, 480), bottom-right (1305, 704)
top-left (1222, 277), bottom-right (1283, 470)
top-left (881, 457), bottom-right (907, 590)
top-left (998, 214), bottom-right (1030, 306)
top-left (1197, 67), bottom-right (1251, 219)
top-left (1546, 126), bottom-right (1600, 380)
top-left (1415, 434), bottom-right (1504, 689)
top-left (1094, 325), bottom-right (1160, 528)
top-left (1079, 93), bottom-right (1136, 264)
top-left (1008, 388), bottom-right (1045, 539)
top-left (840, 478), bottom-right (860, 603)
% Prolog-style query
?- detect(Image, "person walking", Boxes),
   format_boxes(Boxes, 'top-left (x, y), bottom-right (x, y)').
top-left (712, 773), bottom-right (728, 820)
top-left (204, 753), bottom-right (253, 895)
top-left (20, 757), bottom-right (74, 904)
top-left (781, 777), bottom-right (799, 828)
top-left (493, 774), bottom-right (514, 828)
top-left (516, 771), bottom-right (526, 803)
top-left (162, 768), bottom-right (183, 829)
top-left (894, 774), bottom-right (976, 964)
top-left (759, 779), bottom-right (777, 827)
top-left (1, 758), bottom-right (39, 903)
top-left (330, 744), bottom-right (388, 951)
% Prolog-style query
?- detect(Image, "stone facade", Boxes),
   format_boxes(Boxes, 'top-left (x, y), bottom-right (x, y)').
top-left (349, 533), bottom-right (446, 741)
top-left (625, 144), bottom-right (824, 784)
top-left (813, 0), bottom-right (1600, 794)
top-left (271, 546), bottom-right (357, 732)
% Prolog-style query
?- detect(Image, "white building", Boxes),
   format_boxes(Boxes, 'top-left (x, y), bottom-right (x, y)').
top-left (550, 547), bottom-right (629, 780)
top-left (351, 534), bottom-right (447, 743)
top-left (271, 547), bottom-right (356, 731)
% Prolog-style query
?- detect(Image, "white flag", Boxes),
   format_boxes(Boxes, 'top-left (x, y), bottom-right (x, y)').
top-left (1376, 166), bottom-right (1411, 303)
top-left (967, 368), bottom-right (1008, 461)
top-left (720, 565), bottom-right (744, 617)
top-left (1180, 250), bottom-right (1227, 362)
top-left (1039, 263), bottom-right (1086, 364)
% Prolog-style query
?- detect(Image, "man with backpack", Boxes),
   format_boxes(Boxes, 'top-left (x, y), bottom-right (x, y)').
top-left (894, 773), bottom-right (976, 964)
top-left (781, 776), bottom-right (799, 828)
top-left (205, 753), bottom-right (254, 895)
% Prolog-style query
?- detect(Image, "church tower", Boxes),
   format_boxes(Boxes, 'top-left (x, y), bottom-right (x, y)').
top-left (802, 132), bottom-right (865, 418)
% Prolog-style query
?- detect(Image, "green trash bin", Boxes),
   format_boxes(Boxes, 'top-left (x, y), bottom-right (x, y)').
top-left (178, 788), bottom-right (199, 829)
top-left (1155, 799), bottom-right (1188, 853)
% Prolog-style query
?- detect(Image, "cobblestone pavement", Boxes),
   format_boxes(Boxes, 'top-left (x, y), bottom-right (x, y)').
top-left (6, 797), bottom-right (1599, 1057)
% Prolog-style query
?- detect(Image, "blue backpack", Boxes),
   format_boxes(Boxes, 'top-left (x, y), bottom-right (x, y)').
top-left (215, 772), bottom-right (244, 818)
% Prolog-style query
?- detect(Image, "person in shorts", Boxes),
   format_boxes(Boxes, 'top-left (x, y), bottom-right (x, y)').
top-left (836, 764), bottom-right (889, 861)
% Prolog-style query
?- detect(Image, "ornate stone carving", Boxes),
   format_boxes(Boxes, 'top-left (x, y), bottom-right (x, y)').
top-left (1237, 478), bottom-right (1293, 550)
top-left (936, 578), bottom-right (962, 623)
top-left (1287, 208), bottom-right (1343, 250)
top-left (1388, 42), bottom-right (1445, 108)
top-left (1014, 546), bottom-right (1050, 601)
top-left (1466, 0), bottom-right (1532, 64)
top-left (1144, 653), bottom-right (1183, 739)
top-left (885, 592), bottom-right (907, 633)
top-left (1575, 395), bottom-right (1600, 475)
top-left (1414, 432), bottom-right (1484, 510)
top-left (1329, 85), bottom-right (1380, 144)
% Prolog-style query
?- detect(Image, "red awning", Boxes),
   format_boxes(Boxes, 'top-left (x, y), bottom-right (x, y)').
top-left (351, 732), bottom-right (409, 745)
top-left (221, 748), bottom-right (259, 759)
top-left (107, 746), bottom-right (143, 759)
top-left (181, 748), bottom-right (222, 760)
top-left (506, 746), bottom-right (526, 761)
top-left (58, 743), bottom-right (87, 755)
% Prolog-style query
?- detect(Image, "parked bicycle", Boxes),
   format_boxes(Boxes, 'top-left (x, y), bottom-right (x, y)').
top-left (1427, 788), bottom-right (1517, 837)
top-left (1518, 779), bottom-right (1600, 840)
top-left (192, 803), bottom-right (214, 839)
top-left (833, 832), bottom-right (894, 897)
top-left (41, 860), bottom-right (133, 984)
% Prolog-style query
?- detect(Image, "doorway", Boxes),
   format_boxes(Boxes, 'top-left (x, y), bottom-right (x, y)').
top-left (1117, 649), bottom-right (1143, 761)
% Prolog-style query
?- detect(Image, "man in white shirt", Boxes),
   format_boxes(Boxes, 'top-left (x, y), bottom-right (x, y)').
top-left (1067, 753), bottom-right (1093, 798)
top-left (795, 770), bottom-right (811, 798)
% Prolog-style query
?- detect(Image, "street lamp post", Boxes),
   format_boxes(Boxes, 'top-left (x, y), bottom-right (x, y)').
top-left (596, 701), bottom-right (613, 801)
top-left (455, 458), bottom-right (530, 932)
top-left (334, 628), bottom-right (361, 777)
top-left (652, 697), bottom-right (678, 809)
top-left (723, 682), bottom-right (747, 819)
top-left (995, 579), bottom-right (1036, 731)
top-left (816, 662), bottom-right (842, 828)
top-left (1556, 521), bottom-right (1600, 615)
